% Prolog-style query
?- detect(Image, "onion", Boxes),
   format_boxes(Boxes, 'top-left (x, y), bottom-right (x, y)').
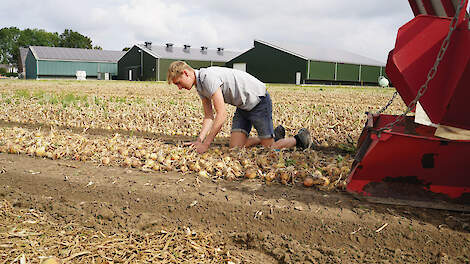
top-left (215, 161), bottom-right (225, 170)
top-left (264, 171), bottom-right (276, 182)
top-left (303, 177), bottom-right (314, 187)
top-left (240, 159), bottom-right (250, 167)
top-left (189, 162), bottom-right (201, 172)
top-left (170, 153), bottom-right (180, 161)
top-left (120, 148), bottom-right (129, 157)
top-left (144, 159), bottom-right (155, 167)
top-left (152, 164), bottom-right (161, 171)
top-left (198, 170), bottom-right (209, 178)
top-left (35, 146), bottom-right (46, 157)
top-left (245, 168), bottom-right (257, 179)
top-left (26, 146), bottom-right (36, 156)
top-left (311, 171), bottom-right (330, 186)
top-left (101, 157), bottom-right (111, 165)
top-left (180, 165), bottom-right (188, 173)
top-left (131, 158), bottom-right (141, 168)
top-left (123, 157), bottom-right (132, 167)
top-left (279, 172), bottom-right (290, 185)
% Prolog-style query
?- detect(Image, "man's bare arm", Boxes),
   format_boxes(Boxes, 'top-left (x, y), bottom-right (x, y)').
top-left (202, 88), bottom-right (227, 146)
top-left (198, 96), bottom-right (214, 142)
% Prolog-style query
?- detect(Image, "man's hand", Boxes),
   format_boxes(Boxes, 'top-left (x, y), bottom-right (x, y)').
top-left (183, 137), bottom-right (202, 147)
top-left (192, 141), bottom-right (209, 153)
top-left (183, 139), bottom-right (209, 153)
top-left (183, 141), bottom-right (198, 147)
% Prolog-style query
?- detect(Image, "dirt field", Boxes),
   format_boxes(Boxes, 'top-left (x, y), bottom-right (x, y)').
top-left (1, 153), bottom-right (470, 263)
top-left (0, 80), bottom-right (469, 263)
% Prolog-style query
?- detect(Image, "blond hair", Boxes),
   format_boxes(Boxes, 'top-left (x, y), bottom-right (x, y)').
top-left (167, 61), bottom-right (193, 84)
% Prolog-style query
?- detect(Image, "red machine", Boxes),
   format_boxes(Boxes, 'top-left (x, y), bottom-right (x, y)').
top-left (346, 0), bottom-right (470, 210)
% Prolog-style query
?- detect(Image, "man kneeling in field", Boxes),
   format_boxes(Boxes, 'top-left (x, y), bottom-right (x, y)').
top-left (167, 61), bottom-right (311, 154)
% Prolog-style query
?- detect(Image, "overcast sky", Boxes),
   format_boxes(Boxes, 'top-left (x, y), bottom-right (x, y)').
top-left (1, 0), bottom-right (416, 63)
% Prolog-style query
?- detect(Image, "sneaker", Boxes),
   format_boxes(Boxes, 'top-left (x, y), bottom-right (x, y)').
top-left (274, 125), bottom-right (285, 142)
top-left (295, 128), bottom-right (311, 150)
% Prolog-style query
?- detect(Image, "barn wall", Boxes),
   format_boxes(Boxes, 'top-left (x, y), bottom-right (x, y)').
top-left (309, 61), bottom-right (335, 81)
top-left (186, 60), bottom-right (212, 69)
top-left (226, 41), bottom-right (307, 84)
top-left (360, 65), bottom-right (381, 83)
top-left (210, 61), bottom-right (223, 67)
top-left (36, 61), bottom-right (117, 78)
top-left (337, 63), bottom-right (360, 82)
top-left (25, 49), bottom-right (37, 79)
top-left (142, 50), bottom-right (157, 81)
top-left (118, 46), bottom-right (142, 80)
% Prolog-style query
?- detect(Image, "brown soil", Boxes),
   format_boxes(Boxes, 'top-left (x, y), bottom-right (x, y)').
top-left (1, 153), bottom-right (469, 263)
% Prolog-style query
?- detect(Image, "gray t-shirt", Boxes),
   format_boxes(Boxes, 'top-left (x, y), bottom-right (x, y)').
top-left (195, 67), bottom-right (266, 111)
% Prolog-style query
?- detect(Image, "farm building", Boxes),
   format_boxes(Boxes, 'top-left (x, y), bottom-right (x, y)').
top-left (25, 46), bottom-right (125, 80)
top-left (17, 47), bottom-right (29, 78)
top-left (118, 42), bottom-right (243, 81)
top-left (226, 39), bottom-right (386, 85)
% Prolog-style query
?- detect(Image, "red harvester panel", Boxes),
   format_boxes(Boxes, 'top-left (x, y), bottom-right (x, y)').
top-left (347, 114), bottom-right (470, 206)
top-left (346, 0), bottom-right (470, 209)
top-left (387, 0), bottom-right (470, 130)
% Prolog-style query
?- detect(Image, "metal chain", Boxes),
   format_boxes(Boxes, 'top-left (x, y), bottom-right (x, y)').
top-left (375, 91), bottom-right (398, 115)
top-left (375, 0), bottom-right (464, 134)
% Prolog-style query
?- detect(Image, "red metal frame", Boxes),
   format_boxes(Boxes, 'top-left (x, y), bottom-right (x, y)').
top-left (347, 0), bottom-right (470, 207)
top-left (409, 0), bottom-right (421, 16)
top-left (387, 1), bottom-right (470, 130)
top-left (441, 0), bottom-right (456, 16)
top-left (347, 114), bottom-right (470, 202)
top-left (422, 0), bottom-right (437, 15)
top-left (409, 0), bottom-right (461, 17)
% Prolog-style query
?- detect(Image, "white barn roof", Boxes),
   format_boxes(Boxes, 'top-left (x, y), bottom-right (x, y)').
top-left (255, 39), bottom-right (385, 67)
top-left (137, 43), bottom-right (243, 62)
top-left (29, 46), bottom-right (126, 63)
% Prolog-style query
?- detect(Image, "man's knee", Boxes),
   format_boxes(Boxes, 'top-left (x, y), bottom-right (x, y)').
top-left (230, 131), bottom-right (248, 148)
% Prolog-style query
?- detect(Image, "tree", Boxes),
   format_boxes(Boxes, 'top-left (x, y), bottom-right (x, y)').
top-left (59, 29), bottom-right (92, 49)
top-left (0, 27), bottom-right (61, 65)
top-left (18, 29), bottom-right (60, 48)
top-left (0, 27), bottom-right (98, 65)
top-left (0, 27), bottom-right (21, 64)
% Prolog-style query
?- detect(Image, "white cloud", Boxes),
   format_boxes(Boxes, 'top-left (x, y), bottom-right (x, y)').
top-left (0, 0), bottom-right (416, 61)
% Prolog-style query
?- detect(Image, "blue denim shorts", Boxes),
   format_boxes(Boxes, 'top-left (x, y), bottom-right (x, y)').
top-left (231, 93), bottom-right (274, 139)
